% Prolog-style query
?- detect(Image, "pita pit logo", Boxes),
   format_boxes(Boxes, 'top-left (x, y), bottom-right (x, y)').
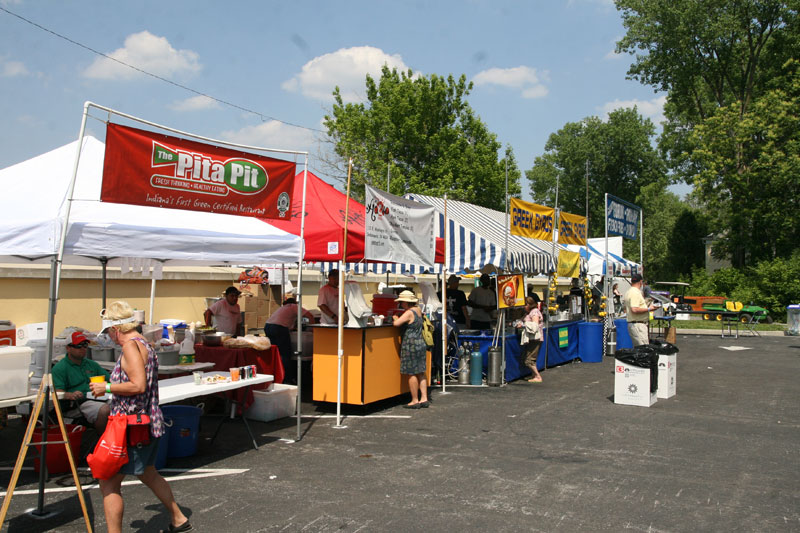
top-left (150, 141), bottom-right (269, 197)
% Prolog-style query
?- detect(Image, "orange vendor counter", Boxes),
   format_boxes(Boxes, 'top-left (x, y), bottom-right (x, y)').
top-left (311, 324), bottom-right (431, 405)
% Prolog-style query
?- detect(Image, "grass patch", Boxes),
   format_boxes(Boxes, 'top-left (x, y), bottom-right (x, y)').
top-left (665, 319), bottom-right (785, 331)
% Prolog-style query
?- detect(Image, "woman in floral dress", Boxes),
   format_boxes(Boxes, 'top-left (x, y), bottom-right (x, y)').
top-left (392, 290), bottom-right (429, 409)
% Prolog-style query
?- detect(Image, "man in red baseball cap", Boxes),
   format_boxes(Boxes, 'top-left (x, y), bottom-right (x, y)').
top-left (52, 331), bottom-right (111, 431)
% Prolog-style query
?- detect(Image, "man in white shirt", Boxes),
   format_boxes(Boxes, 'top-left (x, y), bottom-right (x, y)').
top-left (317, 269), bottom-right (343, 325)
top-left (623, 273), bottom-right (656, 346)
top-left (204, 286), bottom-right (243, 335)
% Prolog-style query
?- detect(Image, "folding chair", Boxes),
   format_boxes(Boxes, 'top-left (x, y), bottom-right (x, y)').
top-left (742, 311), bottom-right (763, 337)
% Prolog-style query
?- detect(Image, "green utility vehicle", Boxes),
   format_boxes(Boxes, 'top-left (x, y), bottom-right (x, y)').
top-left (700, 299), bottom-right (772, 324)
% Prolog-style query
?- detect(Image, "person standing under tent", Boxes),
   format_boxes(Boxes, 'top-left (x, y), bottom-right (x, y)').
top-left (392, 290), bottom-right (429, 409)
top-left (90, 301), bottom-right (191, 533)
top-left (204, 286), bottom-right (243, 336)
top-left (263, 292), bottom-right (314, 385)
top-left (519, 297), bottom-right (544, 383)
top-left (317, 269), bottom-right (344, 325)
top-left (441, 274), bottom-right (470, 330)
top-left (623, 273), bottom-right (656, 347)
top-left (468, 273), bottom-right (496, 331)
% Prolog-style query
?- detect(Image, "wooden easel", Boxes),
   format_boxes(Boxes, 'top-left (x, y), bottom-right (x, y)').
top-left (0, 374), bottom-right (93, 532)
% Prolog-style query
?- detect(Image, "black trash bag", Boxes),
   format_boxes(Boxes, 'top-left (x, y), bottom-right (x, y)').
top-left (649, 338), bottom-right (679, 355)
top-left (615, 345), bottom-right (659, 392)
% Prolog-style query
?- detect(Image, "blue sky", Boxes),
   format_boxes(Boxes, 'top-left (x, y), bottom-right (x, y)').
top-left (0, 0), bottom-right (674, 199)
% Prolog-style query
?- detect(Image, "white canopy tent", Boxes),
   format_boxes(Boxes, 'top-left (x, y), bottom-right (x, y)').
top-left (0, 104), bottom-right (308, 519)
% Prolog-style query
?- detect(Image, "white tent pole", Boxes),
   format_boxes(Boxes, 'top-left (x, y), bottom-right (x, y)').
top-left (502, 161), bottom-right (508, 385)
top-left (441, 194), bottom-right (449, 394)
top-left (33, 100), bottom-right (91, 516)
top-left (336, 158), bottom-right (353, 429)
top-left (295, 157), bottom-right (308, 441)
top-left (604, 193), bottom-right (610, 356)
top-left (149, 277), bottom-right (157, 325)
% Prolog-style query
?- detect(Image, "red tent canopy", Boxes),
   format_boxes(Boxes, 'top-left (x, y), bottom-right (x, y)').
top-left (267, 171), bottom-right (443, 264)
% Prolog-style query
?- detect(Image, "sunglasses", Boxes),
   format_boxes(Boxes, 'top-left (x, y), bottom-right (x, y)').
top-left (70, 342), bottom-right (90, 348)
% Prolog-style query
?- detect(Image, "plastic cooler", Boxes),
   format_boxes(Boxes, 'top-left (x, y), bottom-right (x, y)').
top-left (161, 405), bottom-right (202, 458)
top-left (0, 346), bottom-right (32, 400)
top-left (371, 294), bottom-right (398, 317)
top-left (0, 320), bottom-right (15, 346)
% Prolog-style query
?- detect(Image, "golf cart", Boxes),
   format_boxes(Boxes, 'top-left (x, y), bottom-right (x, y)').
top-left (653, 282), bottom-right (693, 313)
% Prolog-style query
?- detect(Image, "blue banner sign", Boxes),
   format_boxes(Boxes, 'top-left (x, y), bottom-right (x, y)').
top-left (606, 195), bottom-right (640, 240)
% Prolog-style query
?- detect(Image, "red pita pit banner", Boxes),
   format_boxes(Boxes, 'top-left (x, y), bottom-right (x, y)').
top-left (101, 123), bottom-right (296, 219)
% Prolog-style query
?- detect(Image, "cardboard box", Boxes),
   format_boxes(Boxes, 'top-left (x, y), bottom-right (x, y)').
top-left (244, 311), bottom-right (260, 329)
top-left (238, 295), bottom-right (256, 312)
top-left (614, 359), bottom-right (657, 407)
top-left (245, 383), bottom-right (297, 422)
top-left (256, 298), bottom-right (270, 315)
top-left (657, 354), bottom-right (676, 398)
top-left (0, 346), bottom-right (33, 400)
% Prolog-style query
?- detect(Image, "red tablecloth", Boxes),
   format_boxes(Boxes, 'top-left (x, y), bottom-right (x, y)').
top-left (194, 344), bottom-right (284, 410)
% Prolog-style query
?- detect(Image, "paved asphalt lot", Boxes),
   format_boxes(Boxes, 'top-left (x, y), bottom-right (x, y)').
top-left (1, 332), bottom-right (798, 532)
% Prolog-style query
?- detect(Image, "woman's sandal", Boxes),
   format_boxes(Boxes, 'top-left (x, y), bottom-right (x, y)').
top-left (402, 403), bottom-right (421, 409)
top-left (162, 521), bottom-right (193, 533)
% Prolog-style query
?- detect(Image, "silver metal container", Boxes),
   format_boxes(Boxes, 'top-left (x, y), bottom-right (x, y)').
top-left (89, 346), bottom-right (115, 362)
top-left (487, 346), bottom-right (502, 386)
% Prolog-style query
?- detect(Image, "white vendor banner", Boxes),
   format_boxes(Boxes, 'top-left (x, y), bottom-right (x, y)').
top-left (364, 185), bottom-right (435, 266)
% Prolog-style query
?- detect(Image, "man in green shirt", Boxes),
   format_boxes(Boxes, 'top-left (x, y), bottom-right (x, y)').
top-left (52, 331), bottom-right (110, 431)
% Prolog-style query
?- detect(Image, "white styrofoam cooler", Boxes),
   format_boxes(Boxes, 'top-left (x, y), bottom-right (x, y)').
top-left (0, 346), bottom-right (33, 400)
top-left (657, 354), bottom-right (676, 398)
top-left (614, 359), bottom-right (657, 407)
top-left (245, 383), bottom-right (298, 422)
top-left (15, 322), bottom-right (48, 346)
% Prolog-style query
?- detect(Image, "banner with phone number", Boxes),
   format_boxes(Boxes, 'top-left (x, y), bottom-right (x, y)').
top-left (606, 194), bottom-right (640, 240)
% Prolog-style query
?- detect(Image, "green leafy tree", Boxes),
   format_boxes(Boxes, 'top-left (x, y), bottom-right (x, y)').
top-left (526, 107), bottom-right (667, 238)
top-left (615, 0), bottom-right (800, 266)
top-left (323, 66), bottom-right (520, 209)
top-left (690, 59), bottom-right (800, 265)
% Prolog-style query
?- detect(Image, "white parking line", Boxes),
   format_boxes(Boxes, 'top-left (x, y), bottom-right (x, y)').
top-left (0, 468), bottom-right (248, 497)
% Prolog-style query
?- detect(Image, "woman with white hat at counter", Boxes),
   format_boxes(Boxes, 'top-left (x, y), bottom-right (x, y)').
top-left (392, 290), bottom-right (429, 409)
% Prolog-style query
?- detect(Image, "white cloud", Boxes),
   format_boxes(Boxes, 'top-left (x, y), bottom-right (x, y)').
top-left (600, 95), bottom-right (668, 125)
top-left (219, 120), bottom-right (317, 154)
top-left (170, 95), bottom-right (220, 112)
top-left (84, 31), bottom-right (201, 80)
top-left (604, 36), bottom-right (624, 60)
top-left (1, 59), bottom-right (28, 77)
top-left (472, 66), bottom-right (549, 99)
top-left (282, 46), bottom-right (410, 103)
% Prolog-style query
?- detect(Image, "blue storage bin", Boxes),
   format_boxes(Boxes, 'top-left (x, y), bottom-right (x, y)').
top-left (161, 405), bottom-right (202, 458)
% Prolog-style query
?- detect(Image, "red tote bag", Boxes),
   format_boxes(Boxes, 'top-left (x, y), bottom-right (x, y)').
top-left (86, 414), bottom-right (129, 479)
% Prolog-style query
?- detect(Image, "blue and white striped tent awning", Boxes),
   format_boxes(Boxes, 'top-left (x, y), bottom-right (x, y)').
top-left (566, 241), bottom-right (641, 277)
top-left (406, 194), bottom-right (559, 274)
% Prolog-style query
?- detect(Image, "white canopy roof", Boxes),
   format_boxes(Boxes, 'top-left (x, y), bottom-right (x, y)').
top-left (0, 136), bottom-right (302, 267)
